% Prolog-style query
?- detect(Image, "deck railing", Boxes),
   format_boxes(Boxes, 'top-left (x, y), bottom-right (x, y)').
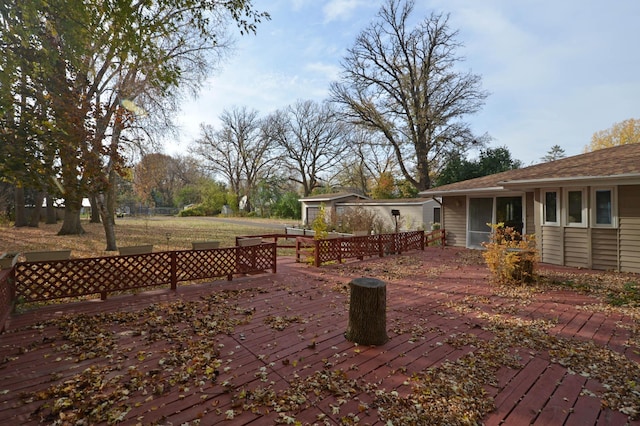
top-left (295, 229), bottom-right (445, 267)
top-left (0, 270), bottom-right (12, 332)
top-left (8, 243), bottom-right (276, 305)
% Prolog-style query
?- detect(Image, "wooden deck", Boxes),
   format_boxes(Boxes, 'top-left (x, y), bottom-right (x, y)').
top-left (0, 247), bottom-right (638, 425)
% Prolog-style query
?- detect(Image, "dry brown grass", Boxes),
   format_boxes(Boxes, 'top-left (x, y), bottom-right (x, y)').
top-left (0, 216), bottom-right (295, 259)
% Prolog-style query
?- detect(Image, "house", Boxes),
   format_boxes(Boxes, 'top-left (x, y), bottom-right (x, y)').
top-left (299, 192), bottom-right (440, 232)
top-left (419, 143), bottom-right (640, 273)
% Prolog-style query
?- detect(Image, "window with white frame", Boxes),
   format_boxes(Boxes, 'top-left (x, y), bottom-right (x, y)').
top-left (542, 189), bottom-right (559, 226)
top-left (592, 187), bottom-right (616, 227)
top-left (564, 188), bottom-right (587, 227)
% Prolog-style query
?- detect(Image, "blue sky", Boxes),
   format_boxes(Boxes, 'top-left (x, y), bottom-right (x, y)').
top-left (173, 0), bottom-right (640, 165)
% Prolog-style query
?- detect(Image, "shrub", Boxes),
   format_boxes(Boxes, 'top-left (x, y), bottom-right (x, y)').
top-left (311, 204), bottom-right (329, 240)
top-left (336, 205), bottom-right (383, 234)
top-left (178, 204), bottom-right (220, 217)
top-left (482, 223), bottom-right (538, 284)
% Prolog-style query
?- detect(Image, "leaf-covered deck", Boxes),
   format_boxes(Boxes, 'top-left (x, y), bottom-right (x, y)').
top-left (1, 247), bottom-right (639, 425)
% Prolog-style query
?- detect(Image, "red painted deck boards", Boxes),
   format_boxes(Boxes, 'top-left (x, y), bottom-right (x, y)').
top-left (0, 249), bottom-right (638, 425)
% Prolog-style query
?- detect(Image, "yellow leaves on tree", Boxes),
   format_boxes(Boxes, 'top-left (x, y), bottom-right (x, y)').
top-left (585, 118), bottom-right (640, 152)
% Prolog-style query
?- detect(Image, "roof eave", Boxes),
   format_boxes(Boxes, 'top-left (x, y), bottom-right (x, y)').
top-left (419, 186), bottom-right (510, 197)
top-left (499, 173), bottom-right (640, 189)
top-left (298, 193), bottom-right (369, 202)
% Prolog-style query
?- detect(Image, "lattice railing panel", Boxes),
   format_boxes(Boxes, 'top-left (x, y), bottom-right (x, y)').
top-left (237, 243), bottom-right (276, 273)
top-left (338, 236), bottom-right (379, 260)
top-left (311, 231), bottom-right (425, 266)
top-left (176, 249), bottom-right (236, 281)
top-left (15, 253), bottom-right (172, 302)
top-left (403, 230), bottom-right (425, 251)
top-left (14, 245), bottom-right (277, 303)
top-left (317, 239), bottom-right (341, 264)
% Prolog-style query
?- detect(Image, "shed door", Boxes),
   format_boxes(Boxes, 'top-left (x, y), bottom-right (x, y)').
top-left (468, 198), bottom-right (493, 248)
top-left (306, 207), bottom-right (319, 226)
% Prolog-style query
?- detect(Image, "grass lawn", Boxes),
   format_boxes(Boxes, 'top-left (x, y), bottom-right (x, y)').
top-left (0, 216), bottom-right (297, 259)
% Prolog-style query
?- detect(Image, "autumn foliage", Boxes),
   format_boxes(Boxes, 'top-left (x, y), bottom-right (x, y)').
top-left (482, 223), bottom-right (538, 284)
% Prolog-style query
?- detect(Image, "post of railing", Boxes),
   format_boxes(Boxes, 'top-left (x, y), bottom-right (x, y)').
top-left (314, 239), bottom-right (320, 267)
top-left (378, 234), bottom-right (384, 257)
top-left (271, 243), bottom-right (277, 273)
top-left (337, 238), bottom-right (342, 264)
top-left (420, 230), bottom-right (425, 250)
top-left (9, 268), bottom-right (16, 314)
top-left (170, 251), bottom-right (177, 291)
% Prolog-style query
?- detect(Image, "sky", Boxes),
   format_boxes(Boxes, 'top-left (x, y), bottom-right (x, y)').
top-left (172, 0), bottom-right (640, 165)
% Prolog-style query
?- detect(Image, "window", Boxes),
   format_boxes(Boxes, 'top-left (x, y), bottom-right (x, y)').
top-left (542, 190), bottom-right (559, 226)
top-left (564, 188), bottom-right (586, 227)
top-left (592, 187), bottom-right (616, 228)
top-left (496, 196), bottom-right (523, 234)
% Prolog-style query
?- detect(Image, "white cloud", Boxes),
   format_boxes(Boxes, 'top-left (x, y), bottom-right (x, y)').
top-left (322, 0), bottom-right (370, 22)
top-left (304, 62), bottom-right (341, 82)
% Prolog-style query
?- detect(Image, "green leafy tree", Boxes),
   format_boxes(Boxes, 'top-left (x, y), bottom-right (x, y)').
top-left (435, 147), bottom-right (522, 186)
top-left (272, 191), bottom-right (301, 219)
top-left (541, 145), bottom-right (566, 162)
top-left (2, 0), bottom-right (268, 249)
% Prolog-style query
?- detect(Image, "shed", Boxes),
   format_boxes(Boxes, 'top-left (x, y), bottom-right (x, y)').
top-left (338, 198), bottom-right (440, 232)
top-left (299, 192), bottom-right (369, 226)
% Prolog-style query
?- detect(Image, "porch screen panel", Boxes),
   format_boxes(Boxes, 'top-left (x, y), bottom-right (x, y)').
top-left (468, 198), bottom-right (493, 248)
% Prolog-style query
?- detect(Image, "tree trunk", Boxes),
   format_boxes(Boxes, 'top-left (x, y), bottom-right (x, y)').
top-left (58, 202), bottom-right (85, 235)
top-left (45, 195), bottom-right (57, 224)
top-left (345, 277), bottom-right (388, 346)
top-left (28, 191), bottom-right (45, 227)
top-left (97, 191), bottom-right (117, 251)
top-left (89, 195), bottom-right (101, 223)
top-left (14, 185), bottom-right (27, 227)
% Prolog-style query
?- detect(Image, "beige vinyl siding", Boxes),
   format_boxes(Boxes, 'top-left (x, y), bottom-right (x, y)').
top-left (525, 192), bottom-right (535, 235)
top-left (443, 196), bottom-right (466, 247)
top-left (541, 226), bottom-right (563, 265)
top-left (619, 217), bottom-right (640, 273)
top-left (591, 228), bottom-right (618, 271)
top-left (618, 185), bottom-right (640, 273)
top-left (563, 228), bottom-right (589, 268)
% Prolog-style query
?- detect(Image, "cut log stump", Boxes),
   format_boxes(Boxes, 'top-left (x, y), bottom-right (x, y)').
top-left (345, 277), bottom-right (389, 346)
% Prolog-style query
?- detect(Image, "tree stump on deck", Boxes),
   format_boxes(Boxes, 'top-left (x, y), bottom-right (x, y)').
top-left (345, 277), bottom-right (389, 346)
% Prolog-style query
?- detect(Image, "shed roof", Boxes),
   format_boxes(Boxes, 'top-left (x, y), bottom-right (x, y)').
top-left (298, 192), bottom-right (369, 202)
top-left (339, 198), bottom-right (437, 206)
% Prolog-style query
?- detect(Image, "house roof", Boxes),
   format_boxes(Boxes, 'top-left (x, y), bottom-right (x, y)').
top-left (420, 143), bottom-right (640, 196)
top-left (298, 192), bottom-right (369, 202)
top-left (339, 197), bottom-right (438, 206)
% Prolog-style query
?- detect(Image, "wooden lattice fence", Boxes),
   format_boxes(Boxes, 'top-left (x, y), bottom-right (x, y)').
top-left (11, 243), bottom-right (277, 304)
top-left (296, 230), bottom-right (442, 267)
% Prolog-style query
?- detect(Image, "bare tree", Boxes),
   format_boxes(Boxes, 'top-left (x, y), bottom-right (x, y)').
top-left (193, 106), bottom-right (279, 210)
top-left (264, 100), bottom-right (348, 196)
top-left (333, 127), bottom-right (398, 196)
top-left (330, 0), bottom-right (489, 191)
